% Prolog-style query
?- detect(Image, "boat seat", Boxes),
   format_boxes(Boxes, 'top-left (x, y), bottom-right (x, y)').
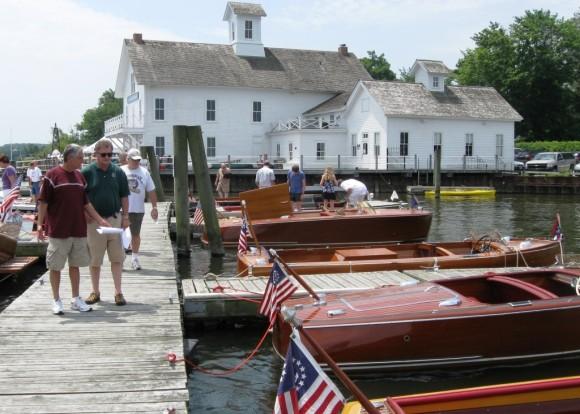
top-left (487, 275), bottom-right (558, 300)
top-left (332, 248), bottom-right (398, 261)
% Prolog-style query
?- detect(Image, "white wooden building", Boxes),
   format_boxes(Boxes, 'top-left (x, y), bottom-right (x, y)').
top-left (105, 2), bottom-right (522, 171)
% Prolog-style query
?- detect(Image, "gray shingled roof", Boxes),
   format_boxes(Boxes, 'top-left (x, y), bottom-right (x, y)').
top-left (303, 92), bottom-right (350, 115)
top-left (416, 60), bottom-right (452, 74)
top-left (126, 39), bottom-right (371, 93)
top-left (228, 2), bottom-right (266, 16)
top-left (363, 81), bottom-right (522, 121)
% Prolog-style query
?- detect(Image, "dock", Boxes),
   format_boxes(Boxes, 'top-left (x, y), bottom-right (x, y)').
top-left (0, 203), bottom-right (188, 413)
top-left (182, 267), bottom-right (520, 320)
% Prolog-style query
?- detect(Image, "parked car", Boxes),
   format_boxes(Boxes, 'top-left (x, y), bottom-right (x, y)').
top-left (515, 150), bottom-right (536, 162)
top-left (526, 152), bottom-right (575, 172)
top-left (573, 163), bottom-right (580, 176)
top-left (514, 160), bottom-right (525, 171)
top-left (574, 152), bottom-right (580, 163)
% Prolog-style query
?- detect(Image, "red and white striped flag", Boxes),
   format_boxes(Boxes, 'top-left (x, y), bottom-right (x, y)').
top-left (259, 259), bottom-right (297, 323)
top-left (193, 202), bottom-right (204, 226)
top-left (238, 214), bottom-right (249, 254)
top-left (0, 175), bottom-right (22, 223)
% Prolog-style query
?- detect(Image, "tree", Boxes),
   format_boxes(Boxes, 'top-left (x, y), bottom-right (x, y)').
top-left (76, 89), bottom-right (122, 145)
top-left (360, 51), bottom-right (396, 81)
top-left (398, 67), bottom-right (415, 83)
top-left (456, 10), bottom-right (580, 140)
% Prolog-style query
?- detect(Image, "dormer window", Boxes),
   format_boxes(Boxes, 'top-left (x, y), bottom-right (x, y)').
top-left (231, 23), bottom-right (235, 40)
top-left (245, 20), bottom-right (253, 39)
top-left (433, 76), bottom-right (439, 88)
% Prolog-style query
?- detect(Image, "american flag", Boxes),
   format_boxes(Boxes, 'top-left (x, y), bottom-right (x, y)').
top-left (193, 201), bottom-right (204, 225)
top-left (238, 214), bottom-right (249, 254)
top-left (275, 332), bottom-right (344, 414)
top-left (258, 260), bottom-right (297, 323)
top-left (0, 175), bottom-right (22, 223)
top-left (550, 212), bottom-right (563, 241)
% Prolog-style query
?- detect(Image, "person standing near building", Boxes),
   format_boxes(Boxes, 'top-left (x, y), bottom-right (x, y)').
top-left (0, 155), bottom-right (17, 197)
top-left (215, 163), bottom-right (231, 198)
top-left (26, 161), bottom-right (42, 205)
top-left (37, 144), bottom-right (110, 315)
top-left (120, 148), bottom-right (158, 270)
top-left (339, 178), bottom-right (368, 211)
top-left (320, 167), bottom-right (338, 211)
top-left (82, 138), bottom-right (130, 306)
top-left (287, 164), bottom-right (305, 212)
top-left (255, 161), bottom-right (275, 189)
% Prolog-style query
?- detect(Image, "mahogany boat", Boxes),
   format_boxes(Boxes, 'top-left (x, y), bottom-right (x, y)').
top-left (342, 375), bottom-right (580, 413)
top-left (273, 268), bottom-right (580, 372)
top-left (238, 237), bottom-right (561, 276)
top-left (202, 184), bottom-right (432, 248)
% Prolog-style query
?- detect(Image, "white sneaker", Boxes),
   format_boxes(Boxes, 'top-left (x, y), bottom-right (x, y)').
top-left (52, 299), bottom-right (64, 315)
top-left (71, 296), bottom-right (92, 312)
top-left (131, 257), bottom-right (141, 270)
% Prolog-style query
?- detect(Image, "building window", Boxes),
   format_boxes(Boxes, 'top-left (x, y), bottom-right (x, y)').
top-left (351, 134), bottom-right (357, 156)
top-left (362, 143), bottom-right (368, 155)
top-left (130, 73), bottom-right (136, 94)
top-left (245, 20), bottom-right (253, 39)
top-left (155, 136), bottom-right (165, 156)
top-left (154, 98), bottom-right (164, 120)
top-left (276, 143), bottom-right (281, 158)
top-left (253, 101), bottom-right (262, 122)
top-left (288, 143), bottom-right (293, 160)
top-left (330, 114), bottom-right (335, 124)
top-left (361, 98), bottom-right (369, 112)
top-left (465, 133), bottom-right (474, 156)
top-left (433, 76), bottom-right (439, 88)
top-left (316, 142), bottom-right (326, 160)
top-left (231, 22), bottom-right (235, 40)
top-left (496, 134), bottom-right (504, 157)
top-left (206, 100), bottom-right (216, 121)
top-left (400, 132), bottom-right (409, 156)
top-left (374, 132), bottom-right (380, 156)
top-left (207, 136), bottom-right (216, 157)
top-left (434, 132), bottom-right (442, 151)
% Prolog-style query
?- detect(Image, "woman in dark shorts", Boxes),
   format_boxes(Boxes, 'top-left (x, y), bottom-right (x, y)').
top-left (320, 167), bottom-right (338, 211)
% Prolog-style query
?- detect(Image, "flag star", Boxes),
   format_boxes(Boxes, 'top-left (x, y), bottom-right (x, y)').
top-left (301, 373), bottom-right (306, 380)
top-left (299, 380), bottom-right (304, 387)
top-left (300, 366), bottom-right (305, 372)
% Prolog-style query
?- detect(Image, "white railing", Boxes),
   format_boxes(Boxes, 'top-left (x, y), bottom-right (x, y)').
top-left (271, 116), bottom-right (342, 133)
top-left (104, 114), bottom-right (124, 135)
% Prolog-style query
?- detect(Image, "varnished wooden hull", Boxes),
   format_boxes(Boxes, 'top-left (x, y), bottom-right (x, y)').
top-left (273, 268), bottom-right (580, 373)
top-left (238, 238), bottom-right (561, 276)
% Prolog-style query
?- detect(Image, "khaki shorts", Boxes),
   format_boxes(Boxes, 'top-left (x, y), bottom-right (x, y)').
top-left (129, 213), bottom-right (144, 236)
top-left (87, 215), bottom-right (125, 266)
top-left (46, 237), bottom-right (90, 271)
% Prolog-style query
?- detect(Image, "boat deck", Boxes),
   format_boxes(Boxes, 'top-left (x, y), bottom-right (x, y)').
top-left (0, 203), bottom-right (189, 413)
top-left (182, 267), bottom-right (528, 320)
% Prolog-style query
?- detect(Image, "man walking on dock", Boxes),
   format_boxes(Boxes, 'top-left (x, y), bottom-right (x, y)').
top-left (255, 161), bottom-right (275, 188)
top-left (37, 144), bottom-right (110, 315)
top-left (120, 148), bottom-right (158, 270)
top-left (82, 138), bottom-right (130, 306)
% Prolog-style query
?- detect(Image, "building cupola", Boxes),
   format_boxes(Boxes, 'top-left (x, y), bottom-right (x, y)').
top-left (409, 59), bottom-right (452, 92)
top-left (223, 2), bottom-right (267, 57)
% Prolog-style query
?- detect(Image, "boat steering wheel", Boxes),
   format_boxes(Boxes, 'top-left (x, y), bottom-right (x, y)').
top-left (472, 234), bottom-right (493, 254)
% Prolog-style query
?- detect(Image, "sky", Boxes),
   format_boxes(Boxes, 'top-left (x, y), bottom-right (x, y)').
top-left (0, 0), bottom-right (577, 147)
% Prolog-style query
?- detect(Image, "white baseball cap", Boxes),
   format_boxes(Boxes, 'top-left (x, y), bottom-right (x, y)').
top-left (127, 148), bottom-right (142, 160)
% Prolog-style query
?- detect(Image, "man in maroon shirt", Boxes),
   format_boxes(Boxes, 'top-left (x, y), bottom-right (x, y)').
top-left (37, 144), bottom-right (110, 315)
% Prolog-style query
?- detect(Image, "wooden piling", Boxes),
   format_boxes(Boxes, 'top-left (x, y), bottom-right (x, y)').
top-left (433, 146), bottom-right (441, 199)
top-left (173, 126), bottom-right (191, 256)
top-left (186, 126), bottom-right (225, 256)
top-left (142, 145), bottom-right (165, 202)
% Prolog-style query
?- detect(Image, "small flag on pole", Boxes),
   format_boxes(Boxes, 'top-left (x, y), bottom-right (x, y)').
top-left (274, 331), bottom-right (345, 414)
top-left (550, 213), bottom-right (563, 241)
top-left (0, 175), bottom-right (22, 223)
top-left (238, 214), bottom-right (249, 255)
top-left (192, 201), bottom-right (204, 225)
top-left (258, 259), bottom-right (297, 323)
top-left (410, 194), bottom-right (419, 209)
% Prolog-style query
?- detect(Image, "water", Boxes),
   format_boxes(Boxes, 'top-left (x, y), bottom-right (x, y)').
top-left (183, 193), bottom-right (580, 413)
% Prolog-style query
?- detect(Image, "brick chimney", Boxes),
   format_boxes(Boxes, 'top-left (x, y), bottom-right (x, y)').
top-left (133, 33), bottom-right (144, 45)
top-left (338, 44), bottom-right (348, 56)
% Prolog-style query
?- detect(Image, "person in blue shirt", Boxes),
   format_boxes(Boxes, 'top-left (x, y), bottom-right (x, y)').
top-left (287, 164), bottom-right (305, 212)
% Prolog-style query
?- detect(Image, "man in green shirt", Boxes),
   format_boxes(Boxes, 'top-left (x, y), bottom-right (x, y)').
top-left (82, 138), bottom-right (130, 306)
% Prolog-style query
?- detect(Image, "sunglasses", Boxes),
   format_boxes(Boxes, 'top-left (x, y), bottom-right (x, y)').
top-left (98, 152), bottom-right (113, 157)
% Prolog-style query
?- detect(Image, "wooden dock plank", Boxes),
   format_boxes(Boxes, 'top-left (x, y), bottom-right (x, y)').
top-left (0, 203), bottom-right (189, 413)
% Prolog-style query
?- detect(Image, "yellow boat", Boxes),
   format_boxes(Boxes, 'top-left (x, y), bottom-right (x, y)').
top-left (424, 188), bottom-right (496, 197)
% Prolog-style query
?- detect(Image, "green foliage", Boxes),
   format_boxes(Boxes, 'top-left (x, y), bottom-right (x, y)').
top-left (0, 143), bottom-right (49, 161)
top-left (398, 66), bottom-right (415, 82)
top-left (76, 89), bottom-right (122, 145)
top-left (515, 140), bottom-right (580, 152)
top-left (360, 51), bottom-right (396, 81)
top-left (456, 10), bottom-right (580, 141)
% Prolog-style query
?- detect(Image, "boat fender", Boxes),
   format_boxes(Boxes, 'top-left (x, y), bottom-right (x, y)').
top-left (327, 309), bottom-right (346, 317)
top-left (439, 297), bottom-right (462, 307)
top-left (400, 280), bottom-right (419, 287)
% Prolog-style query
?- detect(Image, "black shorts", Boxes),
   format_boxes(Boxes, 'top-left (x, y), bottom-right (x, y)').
top-left (128, 213), bottom-right (145, 236)
top-left (322, 192), bottom-right (336, 200)
top-left (290, 192), bottom-right (303, 202)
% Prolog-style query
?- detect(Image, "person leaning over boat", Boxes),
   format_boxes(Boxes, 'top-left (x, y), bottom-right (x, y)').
top-left (0, 155), bottom-right (17, 197)
top-left (320, 167), bottom-right (338, 211)
top-left (215, 163), bottom-right (231, 198)
top-left (26, 160), bottom-right (42, 205)
top-left (37, 144), bottom-right (110, 315)
top-left (82, 138), bottom-right (130, 306)
top-left (339, 178), bottom-right (368, 211)
top-left (120, 148), bottom-right (158, 271)
top-left (287, 164), bottom-right (305, 212)
top-left (255, 161), bottom-right (275, 189)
